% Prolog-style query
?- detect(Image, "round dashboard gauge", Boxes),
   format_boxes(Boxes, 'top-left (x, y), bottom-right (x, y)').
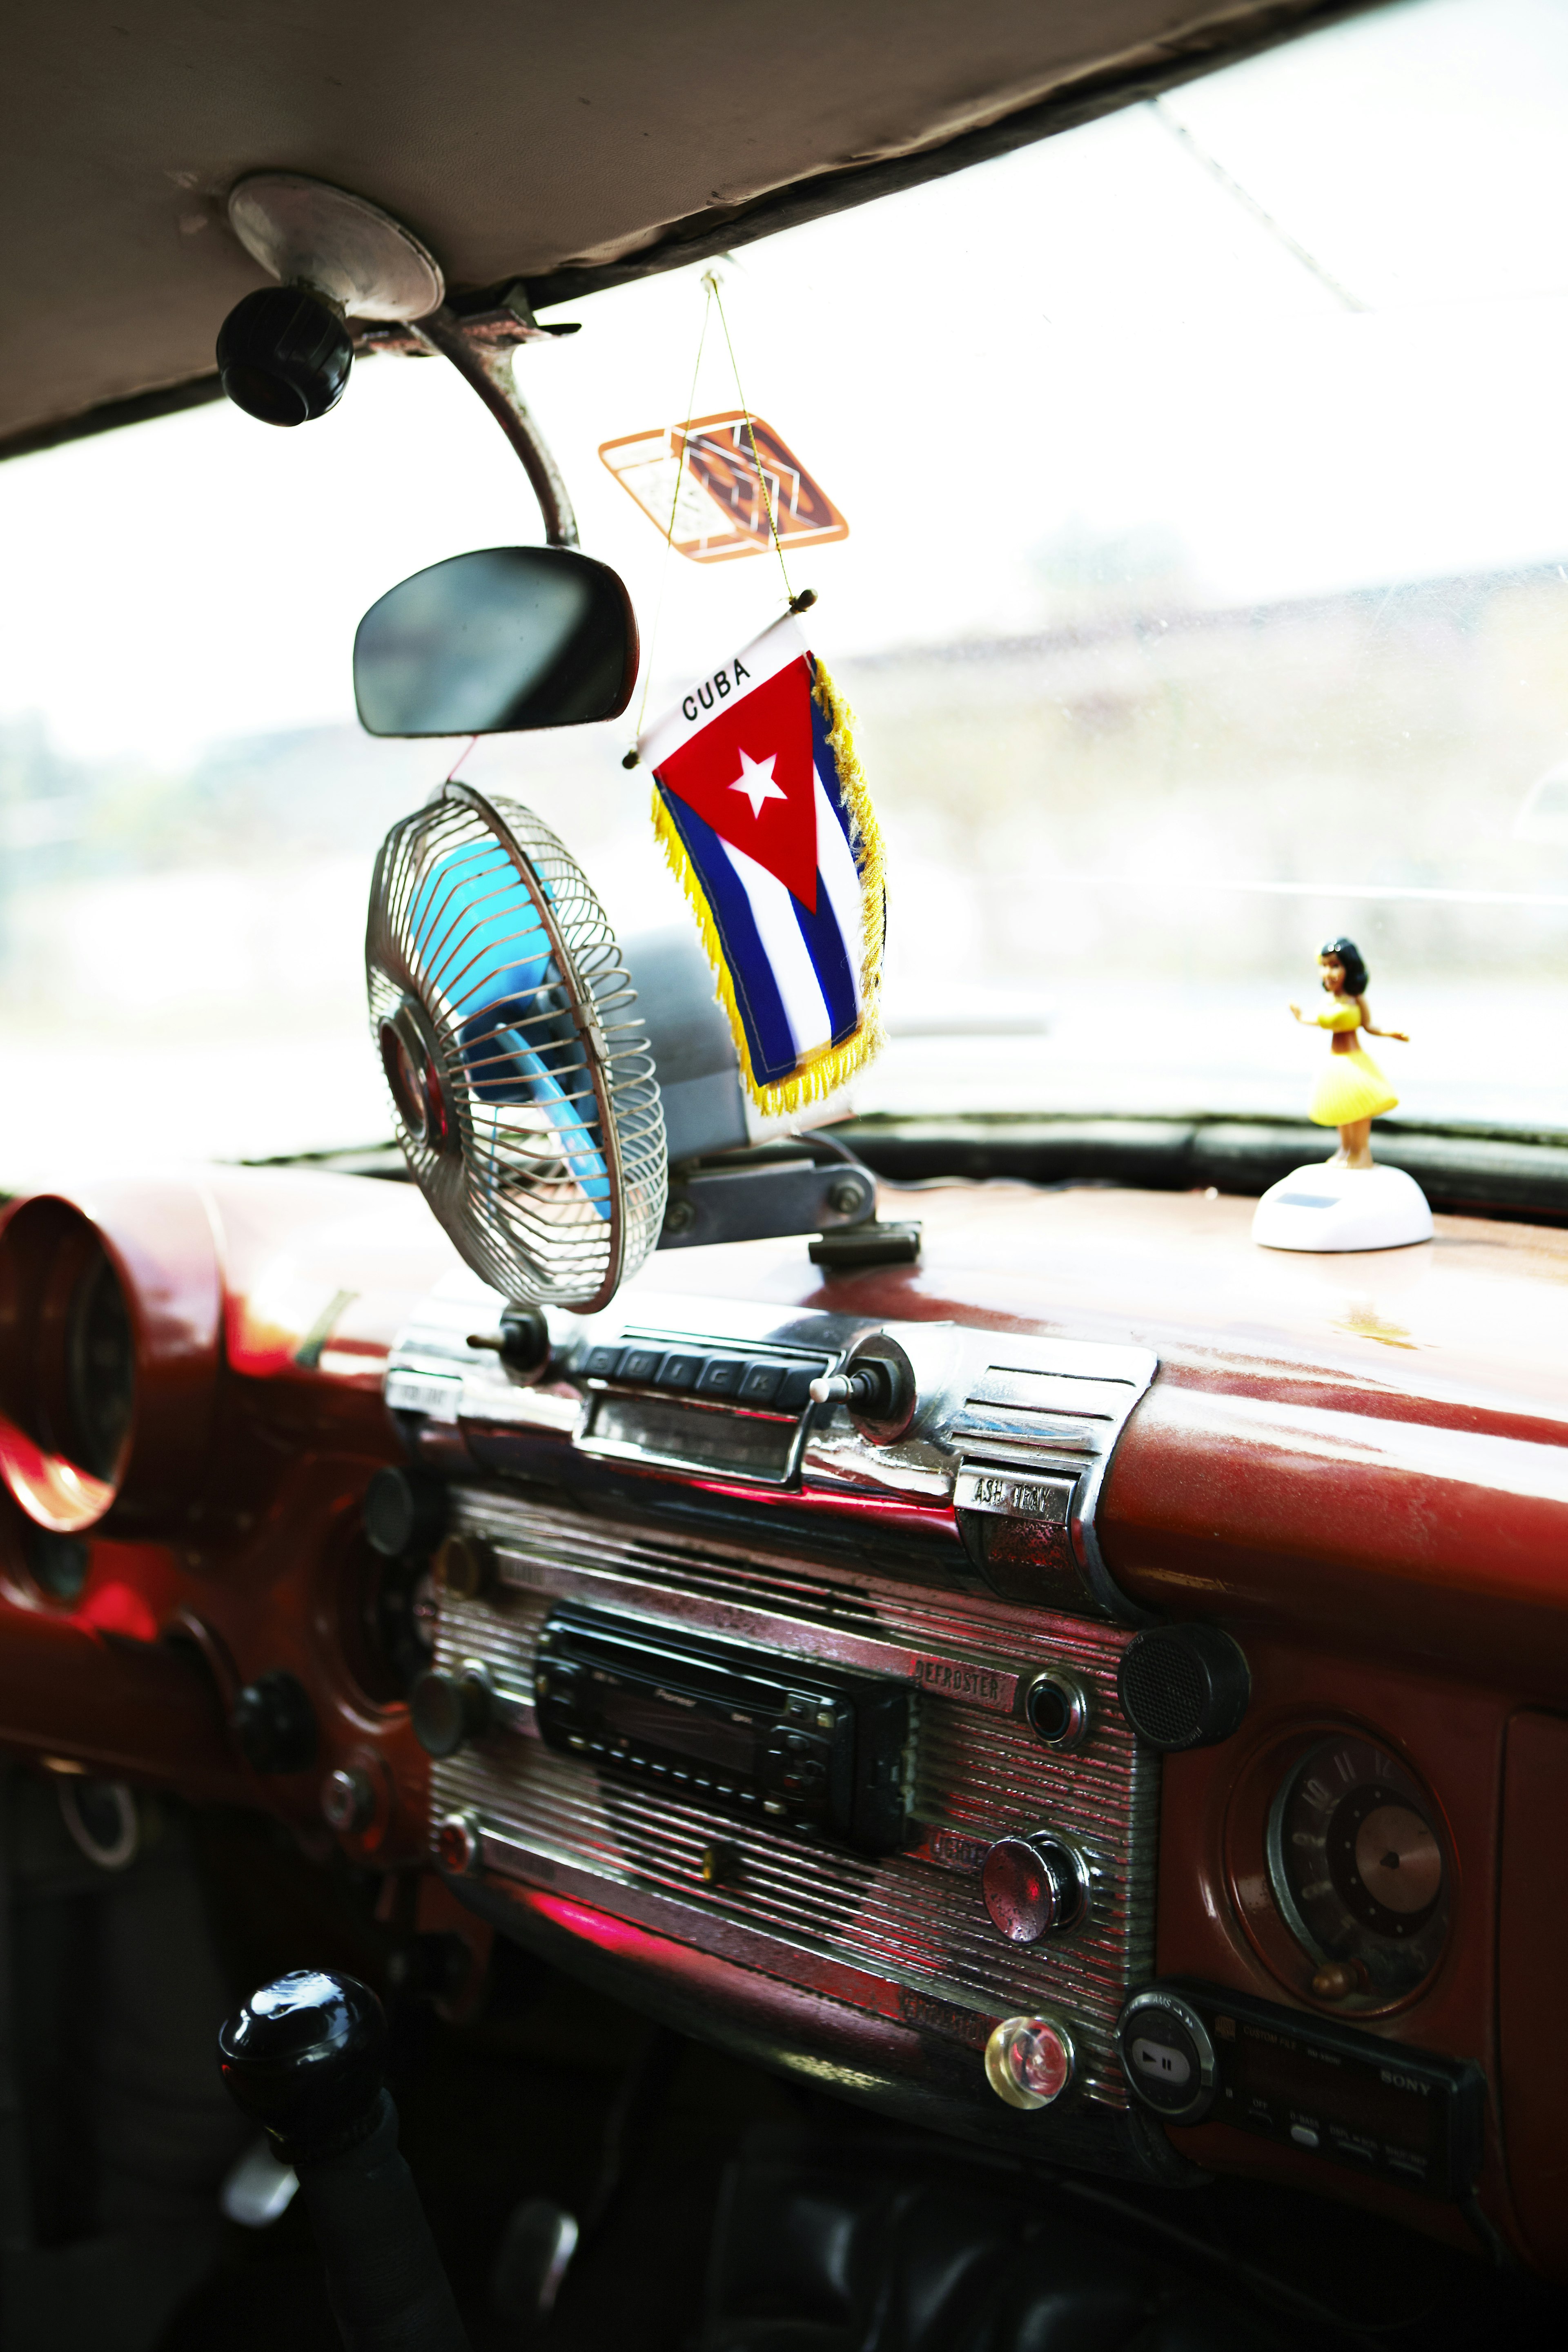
top-left (1265, 1734), bottom-right (1449, 2004)
top-left (62, 1244), bottom-right (136, 1481)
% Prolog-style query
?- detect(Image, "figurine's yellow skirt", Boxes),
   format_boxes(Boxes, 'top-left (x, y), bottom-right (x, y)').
top-left (1310, 1048), bottom-right (1398, 1126)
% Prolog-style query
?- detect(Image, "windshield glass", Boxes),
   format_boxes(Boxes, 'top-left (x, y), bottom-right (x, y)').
top-left (4, 0), bottom-right (1567, 1179)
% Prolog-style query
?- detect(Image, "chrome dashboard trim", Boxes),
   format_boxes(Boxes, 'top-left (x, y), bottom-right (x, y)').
top-left (470, 1819), bottom-right (1012, 2042)
top-left (490, 1519), bottom-right (1025, 1714)
top-left (425, 1486), bottom-right (1159, 2112)
top-left (385, 1284), bottom-right (1158, 1621)
top-left (799, 1430), bottom-right (956, 1500)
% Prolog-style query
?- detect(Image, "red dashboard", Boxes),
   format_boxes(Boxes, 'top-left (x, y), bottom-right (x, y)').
top-left (3, 1166), bottom-right (1566, 2277)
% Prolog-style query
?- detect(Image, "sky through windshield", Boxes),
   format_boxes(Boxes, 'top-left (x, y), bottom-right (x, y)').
top-left (4, 0), bottom-right (1568, 1175)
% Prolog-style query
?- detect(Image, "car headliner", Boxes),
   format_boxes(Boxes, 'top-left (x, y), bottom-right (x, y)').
top-left (2, 0), bottom-right (1372, 460)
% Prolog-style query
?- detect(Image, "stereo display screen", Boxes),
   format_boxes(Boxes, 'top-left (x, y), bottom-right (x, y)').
top-left (598, 1679), bottom-right (757, 1775)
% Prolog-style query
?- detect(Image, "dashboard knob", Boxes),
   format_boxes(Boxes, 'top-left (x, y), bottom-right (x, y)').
top-left (435, 1810), bottom-right (484, 1877)
top-left (1022, 1669), bottom-right (1091, 1752)
top-left (232, 1671), bottom-right (318, 1774)
top-left (410, 1665), bottom-right (495, 1758)
top-left (321, 1766), bottom-right (374, 1834)
top-left (806, 1334), bottom-right (918, 1442)
top-left (984, 2014), bottom-right (1075, 2110)
top-left (980, 1833), bottom-right (1087, 1943)
top-left (218, 1969), bottom-right (387, 2160)
top-left (466, 1304), bottom-right (551, 1380)
top-left (809, 1360), bottom-right (902, 1414)
top-left (436, 1532), bottom-right (495, 1601)
top-left (363, 1466), bottom-right (448, 1561)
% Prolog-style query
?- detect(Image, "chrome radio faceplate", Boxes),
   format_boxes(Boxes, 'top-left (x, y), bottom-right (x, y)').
top-left (390, 1287), bottom-right (1164, 2163)
top-left (426, 1487), bottom-right (1156, 2117)
top-left (386, 1282), bottom-right (1157, 1622)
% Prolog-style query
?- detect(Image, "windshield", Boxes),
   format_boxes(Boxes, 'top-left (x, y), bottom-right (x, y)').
top-left (4, 0), bottom-right (1567, 1180)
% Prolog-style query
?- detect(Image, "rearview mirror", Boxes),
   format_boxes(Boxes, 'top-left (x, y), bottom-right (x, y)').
top-left (353, 546), bottom-right (638, 737)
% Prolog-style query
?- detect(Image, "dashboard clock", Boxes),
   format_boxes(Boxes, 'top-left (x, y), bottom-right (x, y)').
top-left (1265, 1734), bottom-right (1449, 2004)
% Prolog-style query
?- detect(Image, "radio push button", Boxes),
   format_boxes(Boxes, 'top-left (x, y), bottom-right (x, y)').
top-left (776, 1361), bottom-right (829, 1412)
top-left (981, 1833), bottom-right (1088, 1943)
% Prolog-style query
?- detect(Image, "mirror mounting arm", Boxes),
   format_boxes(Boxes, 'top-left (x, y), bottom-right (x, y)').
top-left (413, 305), bottom-right (579, 549)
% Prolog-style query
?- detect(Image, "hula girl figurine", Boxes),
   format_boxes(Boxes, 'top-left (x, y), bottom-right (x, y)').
top-left (1253, 936), bottom-right (1431, 1251)
top-left (1288, 936), bottom-right (1408, 1168)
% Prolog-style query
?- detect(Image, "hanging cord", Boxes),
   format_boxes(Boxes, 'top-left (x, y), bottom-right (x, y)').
top-left (622, 268), bottom-right (817, 771)
top-left (621, 279), bottom-right (716, 769)
top-left (444, 735), bottom-right (478, 787)
top-left (705, 270), bottom-right (798, 609)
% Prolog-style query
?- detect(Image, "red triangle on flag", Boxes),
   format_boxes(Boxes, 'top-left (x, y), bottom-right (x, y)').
top-left (653, 658), bottom-right (818, 909)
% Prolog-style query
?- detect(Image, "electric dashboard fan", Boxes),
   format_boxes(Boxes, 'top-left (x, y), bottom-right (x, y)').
top-left (367, 783), bottom-right (667, 1313)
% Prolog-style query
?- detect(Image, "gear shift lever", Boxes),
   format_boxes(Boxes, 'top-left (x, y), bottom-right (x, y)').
top-left (218, 1970), bottom-right (472, 2352)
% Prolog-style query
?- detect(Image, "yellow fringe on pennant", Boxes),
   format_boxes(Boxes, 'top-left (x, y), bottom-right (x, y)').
top-left (648, 657), bottom-right (886, 1118)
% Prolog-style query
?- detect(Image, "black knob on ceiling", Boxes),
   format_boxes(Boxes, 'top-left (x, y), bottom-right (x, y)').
top-left (216, 284), bottom-right (353, 426)
top-left (1117, 1624), bottom-right (1251, 1751)
top-left (232, 1669), bottom-right (318, 1773)
top-left (363, 1465), bottom-right (447, 1560)
top-left (218, 1969), bottom-right (387, 2163)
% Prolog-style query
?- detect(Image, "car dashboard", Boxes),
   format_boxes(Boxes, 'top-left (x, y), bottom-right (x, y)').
top-left (2, 1165), bottom-right (1566, 2286)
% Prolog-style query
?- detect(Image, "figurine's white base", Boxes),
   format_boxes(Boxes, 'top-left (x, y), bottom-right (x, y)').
top-left (1252, 1161), bottom-right (1433, 1253)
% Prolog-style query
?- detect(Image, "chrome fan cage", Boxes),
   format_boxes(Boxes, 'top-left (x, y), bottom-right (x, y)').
top-left (367, 783), bottom-right (666, 1313)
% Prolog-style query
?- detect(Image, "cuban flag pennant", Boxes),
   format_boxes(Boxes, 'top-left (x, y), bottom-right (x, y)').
top-left (639, 613), bottom-right (886, 1114)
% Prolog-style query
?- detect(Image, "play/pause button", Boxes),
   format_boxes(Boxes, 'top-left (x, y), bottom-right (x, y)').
top-left (1130, 2035), bottom-right (1192, 2087)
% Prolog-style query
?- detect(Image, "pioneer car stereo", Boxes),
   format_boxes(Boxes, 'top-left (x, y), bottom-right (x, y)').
top-left (533, 1606), bottom-right (912, 1855)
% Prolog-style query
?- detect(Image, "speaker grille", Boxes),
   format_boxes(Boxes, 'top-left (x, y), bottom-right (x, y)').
top-left (1119, 1635), bottom-right (1208, 1748)
top-left (1117, 1626), bottom-right (1250, 1751)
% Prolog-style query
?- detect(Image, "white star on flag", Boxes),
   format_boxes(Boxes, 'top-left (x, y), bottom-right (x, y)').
top-left (728, 747), bottom-right (788, 818)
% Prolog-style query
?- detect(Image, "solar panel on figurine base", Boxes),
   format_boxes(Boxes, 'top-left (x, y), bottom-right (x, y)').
top-left (1252, 1161), bottom-right (1432, 1253)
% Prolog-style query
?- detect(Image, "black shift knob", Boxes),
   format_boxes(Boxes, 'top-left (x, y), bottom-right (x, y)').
top-left (219, 1971), bottom-right (472, 2351)
top-left (219, 1969), bottom-right (386, 2163)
